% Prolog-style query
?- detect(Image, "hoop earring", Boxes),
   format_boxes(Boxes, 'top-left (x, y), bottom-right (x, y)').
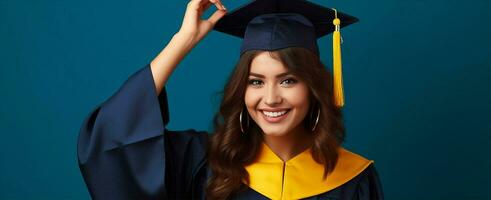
top-left (311, 107), bottom-right (320, 132)
top-left (240, 108), bottom-right (249, 134)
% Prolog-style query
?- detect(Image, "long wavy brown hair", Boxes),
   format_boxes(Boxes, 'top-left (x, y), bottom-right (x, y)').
top-left (205, 47), bottom-right (345, 200)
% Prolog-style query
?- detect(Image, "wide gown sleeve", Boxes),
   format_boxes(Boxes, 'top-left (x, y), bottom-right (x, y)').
top-left (77, 64), bottom-right (209, 200)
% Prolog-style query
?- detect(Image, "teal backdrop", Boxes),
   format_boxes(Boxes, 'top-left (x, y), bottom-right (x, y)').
top-left (1, 0), bottom-right (490, 199)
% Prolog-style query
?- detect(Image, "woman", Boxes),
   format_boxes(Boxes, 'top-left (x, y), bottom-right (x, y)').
top-left (77, 0), bottom-right (383, 199)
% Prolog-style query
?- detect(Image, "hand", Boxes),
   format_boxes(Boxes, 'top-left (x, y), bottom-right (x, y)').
top-left (178, 0), bottom-right (227, 43)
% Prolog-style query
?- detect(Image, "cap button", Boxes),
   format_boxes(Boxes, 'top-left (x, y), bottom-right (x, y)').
top-left (333, 18), bottom-right (341, 25)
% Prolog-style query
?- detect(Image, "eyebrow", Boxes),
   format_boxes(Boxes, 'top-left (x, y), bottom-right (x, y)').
top-left (249, 72), bottom-right (292, 78)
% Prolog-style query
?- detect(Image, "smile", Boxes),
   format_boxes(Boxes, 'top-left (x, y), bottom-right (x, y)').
top-left (262, 110), bottom-right (288, 117)
top-left (261, 109), bottom-right (290, 123)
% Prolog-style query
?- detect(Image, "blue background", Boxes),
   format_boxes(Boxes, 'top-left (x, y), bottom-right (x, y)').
top-left (1, 0), bottom-right (490, 199)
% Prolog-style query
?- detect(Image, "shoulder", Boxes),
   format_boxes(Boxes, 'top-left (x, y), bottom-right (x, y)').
top-left (165, 129), bottom-right (210, 148)
top-left (164, 129), bottom-right (210, 160)
top-left (335, 147), bottom-right (374, 179)
top-left (166, 129), bottom-right (210, 141)
top-left (320, 148), bottom-right (384, 199)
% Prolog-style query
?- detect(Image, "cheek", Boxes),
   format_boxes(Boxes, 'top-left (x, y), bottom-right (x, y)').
top-left (244, 88), bottom-right (260, 112)
top-left (286, 86), bottom-right (310, 110)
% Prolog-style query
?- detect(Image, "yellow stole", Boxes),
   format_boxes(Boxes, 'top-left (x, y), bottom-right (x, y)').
top-left (244, 142), bottom-right (373, 200)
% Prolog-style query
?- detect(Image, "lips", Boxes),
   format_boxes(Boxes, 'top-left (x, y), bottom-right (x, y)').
top-left (260, 109), bottom-right (290, 123)
top-left (262, 110), bottom-right (288, 117)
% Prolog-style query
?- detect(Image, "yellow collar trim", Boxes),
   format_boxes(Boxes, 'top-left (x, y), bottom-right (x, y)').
top-left (244, 142), bottom-right (373, 200)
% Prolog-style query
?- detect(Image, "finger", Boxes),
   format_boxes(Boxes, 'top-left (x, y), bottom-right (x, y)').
top-left (207, 9), bottom-right (227, 25)
top-left (184, 0), bottom-right (201, 20)
top-left (201, 1), bottom-right (213, 12)
top-left (184, 0), bottom-right (208, 21)
top-left (209, 0), bottom-right (225, 10)
top-left (198, 0), bottom-right (219, 16)
top-left (187, 0), bottom-right (206, 11)
top-left (216, 0), bottom-right (226, 10)
top-left (199, 0), bottom-right (210, 8)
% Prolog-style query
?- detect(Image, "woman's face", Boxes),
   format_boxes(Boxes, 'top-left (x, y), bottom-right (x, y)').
top-left (244, 51), bottom-right (310, 137)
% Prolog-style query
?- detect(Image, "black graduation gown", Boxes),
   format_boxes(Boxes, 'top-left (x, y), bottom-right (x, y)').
top-left (77, 64), bottom-right (384, 200)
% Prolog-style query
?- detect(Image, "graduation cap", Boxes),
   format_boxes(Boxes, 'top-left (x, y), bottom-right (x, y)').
top-left (213, 0), bottom-right (359, 108)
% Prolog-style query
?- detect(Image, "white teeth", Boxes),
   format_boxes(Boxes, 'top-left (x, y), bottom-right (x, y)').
top-left (262, 110), bottom-right (288, 117)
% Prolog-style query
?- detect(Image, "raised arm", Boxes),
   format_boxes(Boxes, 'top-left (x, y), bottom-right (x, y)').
top-left (78, 1), bottom-right (227, 199)
top-left (150, 0), bottom-right (227, 95)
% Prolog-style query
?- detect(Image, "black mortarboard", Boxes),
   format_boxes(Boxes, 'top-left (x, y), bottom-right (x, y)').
top-left (213, 0), bottom-right (359, 107)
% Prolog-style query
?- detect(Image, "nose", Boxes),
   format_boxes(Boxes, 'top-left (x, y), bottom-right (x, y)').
top-left (264, 84), bottom-right (282, 106)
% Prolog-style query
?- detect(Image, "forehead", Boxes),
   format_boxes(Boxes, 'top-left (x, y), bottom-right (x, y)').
top-left (249, 51), bottom-right (288, 75)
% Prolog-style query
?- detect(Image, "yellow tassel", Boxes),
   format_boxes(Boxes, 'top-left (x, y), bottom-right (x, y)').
top-left (332, 10), bottom-right (344, 108)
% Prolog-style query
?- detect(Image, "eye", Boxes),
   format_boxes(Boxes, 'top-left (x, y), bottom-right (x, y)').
top-left (281, 78), bottom-right (298, 86)
top-left (248, 79), bottom-right (263, 87)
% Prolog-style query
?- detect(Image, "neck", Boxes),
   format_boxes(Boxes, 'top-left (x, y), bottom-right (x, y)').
top-left (262, 127), bottom-right (313, 162)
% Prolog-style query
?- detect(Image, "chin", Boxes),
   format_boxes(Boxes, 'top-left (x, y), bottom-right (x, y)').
top-left (261, 130), bottom-right (284, 137)
top-left (258, 126), bottom-right (290, 137)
